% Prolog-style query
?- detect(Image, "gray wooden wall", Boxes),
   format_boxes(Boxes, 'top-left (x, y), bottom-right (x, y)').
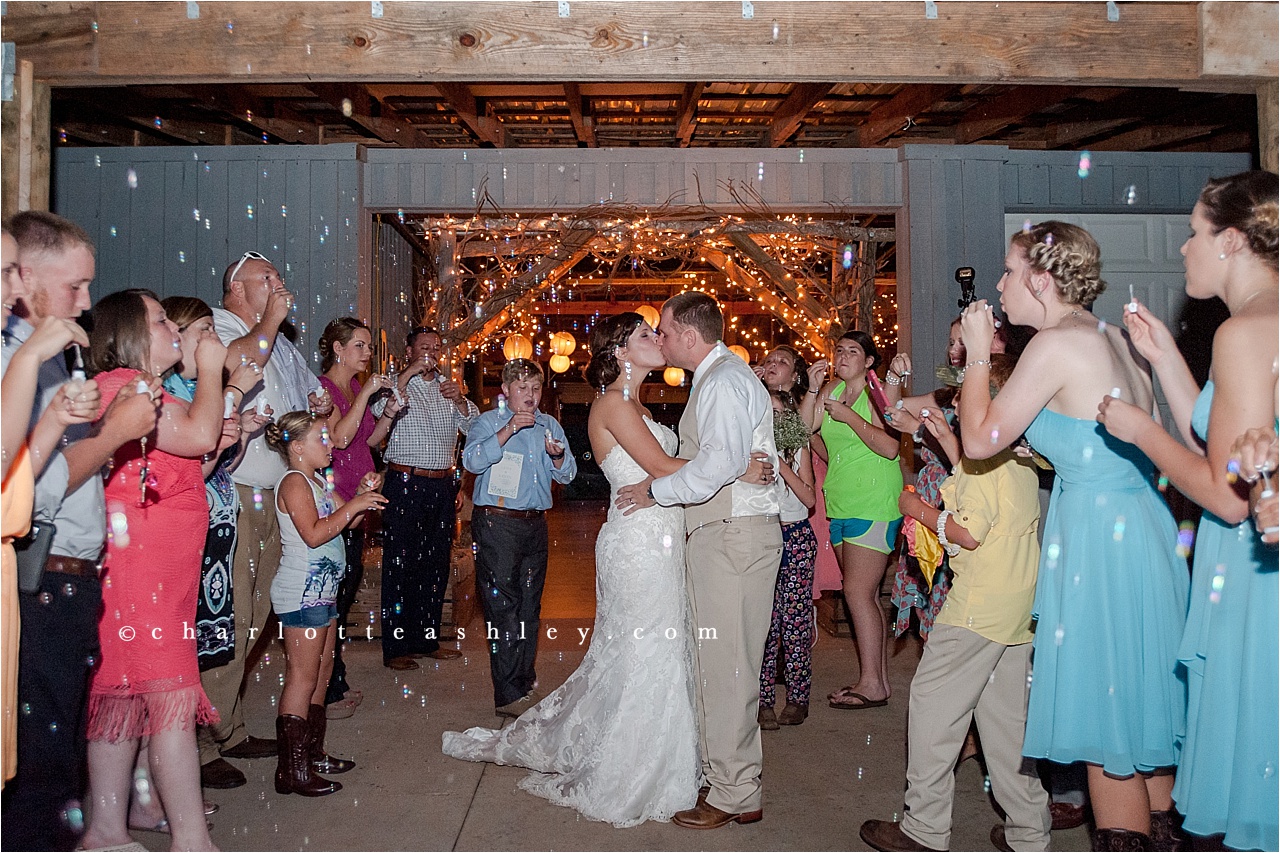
top-left (53, 145), bottom-right (364, 370)
top-left (53, 144), bottom-right (1249, 381)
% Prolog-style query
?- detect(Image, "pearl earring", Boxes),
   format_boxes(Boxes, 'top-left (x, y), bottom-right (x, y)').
top-left (623, 360), bottom-right (633, 400)
top-left (1219, 253), bottom-right (1228, 260)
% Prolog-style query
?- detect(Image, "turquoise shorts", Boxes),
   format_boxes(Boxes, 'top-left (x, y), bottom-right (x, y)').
top-left (828, 517), bottom-right (902, 555)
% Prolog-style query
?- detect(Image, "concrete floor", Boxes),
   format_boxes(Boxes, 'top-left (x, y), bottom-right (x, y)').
top-left (142, 503), bottom-right (1092, 852)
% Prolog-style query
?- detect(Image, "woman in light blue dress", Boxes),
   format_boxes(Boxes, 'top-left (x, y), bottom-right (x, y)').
top-left (1098, 170), bottom-right (1278, 851)
top-left (956, 221), bottom-right (1188, 850)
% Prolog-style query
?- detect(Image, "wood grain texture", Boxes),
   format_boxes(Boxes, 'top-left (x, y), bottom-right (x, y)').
top-left (1201, 2), bottom-right (1278, 79)
top-left (6, 1), bottom-right (1255, 86)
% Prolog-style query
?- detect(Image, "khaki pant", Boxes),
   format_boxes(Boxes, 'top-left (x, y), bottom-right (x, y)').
top-left (686, 515), bottom-right (782, 814)
top-left (901, 623), bottom-right (1050, 851)
top-left (197, 484), bottom-right (282, 764)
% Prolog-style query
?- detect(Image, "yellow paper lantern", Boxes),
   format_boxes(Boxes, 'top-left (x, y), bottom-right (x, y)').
top-left (635, 304), bottom-right (661, 329)
top-left (503, 333), bottom-right (533, 361)
top-left (728, 345), bottom-right (750, 363)
top-left (663, 366), bottom-right (685, 387)
top-left (549, 354), bottom-right (571, 374)
top-left (549, 331), bottom-right (576, 357)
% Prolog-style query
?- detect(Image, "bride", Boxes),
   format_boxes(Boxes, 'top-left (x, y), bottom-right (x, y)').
top-left (441, 312), bottom-right (701, 828)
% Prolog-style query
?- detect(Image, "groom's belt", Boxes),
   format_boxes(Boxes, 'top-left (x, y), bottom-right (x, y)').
top-left (688, 513), bottom-right (780, 536)
top-left (388, 463), bottom-right (455, 479)
top-left (475, 505), bottom-right (544, 519)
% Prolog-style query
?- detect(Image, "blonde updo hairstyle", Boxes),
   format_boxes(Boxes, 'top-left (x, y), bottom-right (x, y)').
top-left (1198, 170), bottom-right (1279, 267)
top-left (1009, 220), bottom-right (1106, 307)
top-left (264, 411), bottom-right (320, 463)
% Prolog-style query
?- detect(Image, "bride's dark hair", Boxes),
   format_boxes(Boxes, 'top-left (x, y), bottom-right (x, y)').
top-left (584, 312), bottom-right (644, 389)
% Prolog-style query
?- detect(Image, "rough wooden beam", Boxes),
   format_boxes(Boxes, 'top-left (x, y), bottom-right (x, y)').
top-left (857, 85), bottom-right (959, 147)
top-left (1088, 122), bottom-right (1223, 151)
top-left (2, 59), bottom-right (51, 213)
top-left (1259, 81), bottom-right (1279, 173)
top-left (951, 85), bottom-right (1078, 144)
top-left (307, 83), bottom-right (433, 147)
top-left (6, 2), bottom-right (1262, 87)
top-left (184, 85), bottom-right (322, 143)
top-left (767, 83), bottom-right (833, 148)
top-left (1201, 2), bottom-right (1279, 81)
top-left (434, 82), bottom-right (505, 147)
top-left (421, 218), bottom-right (895, 242)
top-left (674, 82), bottom-right (705, 147)
top-left (563, 83), bottom-right (597, 148)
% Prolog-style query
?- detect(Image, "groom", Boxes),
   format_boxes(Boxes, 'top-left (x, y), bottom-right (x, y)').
top-left (619, 292), bottom-right (783, 829)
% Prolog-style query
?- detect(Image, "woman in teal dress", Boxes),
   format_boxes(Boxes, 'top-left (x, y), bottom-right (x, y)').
top-left (957, 221), bottom-right (1188, 850)
top-left (1098, 170), bottom-right (1278, 851)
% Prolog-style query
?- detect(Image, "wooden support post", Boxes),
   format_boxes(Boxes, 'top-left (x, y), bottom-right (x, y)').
top-left (1259, 80), bottom-right (1278, 174)
top-left (1, 59), bottom-right (51, 213)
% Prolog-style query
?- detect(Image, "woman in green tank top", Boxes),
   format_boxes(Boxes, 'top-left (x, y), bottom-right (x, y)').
top-left (802, 330), bottom-right (903, 710)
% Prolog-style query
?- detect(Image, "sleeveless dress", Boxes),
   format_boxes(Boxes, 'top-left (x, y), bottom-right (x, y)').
top-left (2, 445), bottom-right (33, 783)
top-left (271, 471), bottom-right (346, 616)
top-left (442, 417), bottom-right (701, 828)
top-left (89, 369), bottom-right (217, 741)
top-left (1021, 408), bottom-right (1188, 775)
top-left (1172, 382), bottom-right (1278, 850)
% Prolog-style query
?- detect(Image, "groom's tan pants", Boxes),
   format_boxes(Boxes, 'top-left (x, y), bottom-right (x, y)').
top-left (686, 514), bottom-right (782, 815)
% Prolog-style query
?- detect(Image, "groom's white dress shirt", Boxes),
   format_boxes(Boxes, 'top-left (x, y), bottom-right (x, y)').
top-left (650, 342), bottom-right (779, 517)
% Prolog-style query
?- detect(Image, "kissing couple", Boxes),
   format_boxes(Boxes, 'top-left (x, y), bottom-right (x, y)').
top-left (443, 292), bottom-right (784, 829)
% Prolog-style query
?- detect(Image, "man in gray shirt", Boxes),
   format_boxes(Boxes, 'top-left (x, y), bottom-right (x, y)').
top-left (0, 212), bottom-right (159, 851)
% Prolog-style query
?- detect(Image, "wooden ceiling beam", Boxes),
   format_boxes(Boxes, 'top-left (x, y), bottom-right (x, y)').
top-left (306, 83), bottom-right (433, 147)
top-left (674, 83), bottom-right (705, 147)
top-left (8, 2), bottom-right (1269, 88)
top-left (702, 249), bottom-right (829, 355)
top-left (723, 232), bottom-right (830, 324)
top-left (951, 85), bottom-right (1079, 144)
top-left (563, 83), bottom-right (597, 148)
top-left (1087, 123), bottom-right (1225, 151)
top-left (434, 82), bottom-right (505, 148)
top-left (182, 85), bottom-right (322, 143)
top-left (856, 85), bottom-right (960, 147)
top-left (768, 83), bottom-right (834, 148)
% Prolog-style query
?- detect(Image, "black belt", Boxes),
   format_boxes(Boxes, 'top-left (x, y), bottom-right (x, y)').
top-left (388, 463), bottom-right (455, 479)
top-left (476, 505), bottom-right (544, 519)
top-left (45, 555), bottom-right (101, 578)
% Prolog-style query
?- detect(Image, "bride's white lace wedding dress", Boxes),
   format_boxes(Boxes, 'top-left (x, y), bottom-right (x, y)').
top-left (442, 417), bottom-right (700, 828)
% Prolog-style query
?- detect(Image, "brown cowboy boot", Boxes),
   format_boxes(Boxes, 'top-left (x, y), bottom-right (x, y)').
top-left (308, 704), bottom-right (355, 774)
top-left (274, 714), bottom-right (341, 797)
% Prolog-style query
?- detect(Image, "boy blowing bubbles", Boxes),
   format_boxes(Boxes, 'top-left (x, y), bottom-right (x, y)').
top-left (462, 359), bottom-right (576, 717)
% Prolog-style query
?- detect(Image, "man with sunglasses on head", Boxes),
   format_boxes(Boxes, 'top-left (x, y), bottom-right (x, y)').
top-left (372, 327), bottom-right (478, 671)
top-left (197, 251), bottom-right (334, 790)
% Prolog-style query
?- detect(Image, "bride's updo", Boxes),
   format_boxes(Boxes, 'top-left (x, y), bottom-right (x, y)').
top-left (584, 312), bottom-right (644, 389)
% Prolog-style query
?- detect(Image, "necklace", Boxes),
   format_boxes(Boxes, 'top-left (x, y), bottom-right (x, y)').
top-left (1231, 287), bottom-right (1273, 314)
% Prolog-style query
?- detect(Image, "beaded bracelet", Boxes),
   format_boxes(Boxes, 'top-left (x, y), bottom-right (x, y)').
top-left (958, 359), bottom-right (991, 383)
top-left (884, 372), bottom-right (902, 386)
top-left (936, 509), bottom-right (961, 557)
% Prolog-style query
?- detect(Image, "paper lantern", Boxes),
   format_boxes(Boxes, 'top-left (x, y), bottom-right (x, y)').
top-left (728, 345), bottom-right (750, 363)
top-left (549, 331), bottom-right (576, 356)
top-left (503, 333), bottom-right (533, 361)
top-left (664, 366), bottom-right (685, 387)
top-left (636, 304), bottom-right (661, 329)
top-left (549, 354), bottom-right (571, 374)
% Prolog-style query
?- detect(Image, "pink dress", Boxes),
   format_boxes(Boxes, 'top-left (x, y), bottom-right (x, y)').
top-left (320, 375), bottom-right (377, 501)
top-left (87, 369), bottom-right (217, 742)
top-left (809, 455), bottom-right (843, 597)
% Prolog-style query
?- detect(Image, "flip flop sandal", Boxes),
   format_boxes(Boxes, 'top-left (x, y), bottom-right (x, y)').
top-left (828, 690), bottom-right (889, 710)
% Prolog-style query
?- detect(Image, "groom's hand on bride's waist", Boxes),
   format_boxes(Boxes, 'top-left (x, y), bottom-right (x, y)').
top-left (615, 476), bottom-right (656, 515)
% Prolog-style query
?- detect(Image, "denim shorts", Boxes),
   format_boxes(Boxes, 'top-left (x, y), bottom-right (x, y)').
top-left (828, 516), bottom-right (903, 555)
top-left (278, 603), bottom-right (337, 629)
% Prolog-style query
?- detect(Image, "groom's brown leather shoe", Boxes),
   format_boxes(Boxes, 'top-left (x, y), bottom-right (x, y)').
top-left (672, 800), bottom-right (762, 829)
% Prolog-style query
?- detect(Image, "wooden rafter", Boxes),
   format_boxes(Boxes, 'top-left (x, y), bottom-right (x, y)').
top-left (855, 84), bottom-right (960, 147)
top-left (563, 83), bottom-right (597, 148)
top-left (419, 217), bottom-right (894, 243)
top-left (674, 82), bottom-right (705, 147)
top-left (434, 82), bottom-right (505, 148)
top-left (768, 83), bottom-right (833, 148)
top-left (951, 85), bottom-right (1079, 145)
top-left (306, 83), bottom-right (433, 147)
